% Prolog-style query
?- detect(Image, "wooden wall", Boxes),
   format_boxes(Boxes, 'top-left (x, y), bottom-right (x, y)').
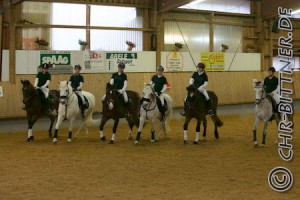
top-left (1, 71), bottom-right (299, 119)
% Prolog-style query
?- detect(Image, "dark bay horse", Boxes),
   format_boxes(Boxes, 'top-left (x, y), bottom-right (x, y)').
top-left (183, 84), bottom-right (223, 144)
top-left (99, 83), bottom-right (141, 144)
top-left (21, 80), bottom-right (59, 141)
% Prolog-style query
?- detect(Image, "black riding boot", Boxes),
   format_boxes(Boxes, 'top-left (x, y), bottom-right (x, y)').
top-left (206, 99), bottom-right (214, 116)
top-left (157, 101), bottom-right (165, 120)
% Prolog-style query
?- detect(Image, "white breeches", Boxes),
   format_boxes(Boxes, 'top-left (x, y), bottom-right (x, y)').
top-left (270, 92), bottom-right (280, 104)
top-left (201, 89), bottom-right (210, 101)
top-left (156, 93), bottom-right (164, 106)
top-left (123, 91), bottom-right (128, 103)
top-left (75, 91), bottom-right (86, 104)
top-left (39, 87), bottom-right (49, 98)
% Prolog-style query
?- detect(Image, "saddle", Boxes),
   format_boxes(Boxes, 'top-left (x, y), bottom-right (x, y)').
top-left (266, 95), bottom-right (277, 113)
top-left (75, 93), bottom-right (89, 109)
top-left (156, 96), bottom-right (168, 111)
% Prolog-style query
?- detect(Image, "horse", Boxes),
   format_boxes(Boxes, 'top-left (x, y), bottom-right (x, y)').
top-left (183, 84), bottom-right (223, 144)
top-left (99, 83), bottom-right (141, 144)
top-left (53, 81), bottom-right (99, 143)
top-left (252, 79), bottom-right (282, 147)
top-left (21, 80), bottom-right (59, 141)
top-left (135, 84), bottom-right (173, 144)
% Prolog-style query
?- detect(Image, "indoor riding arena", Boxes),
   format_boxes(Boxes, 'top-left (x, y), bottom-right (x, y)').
top-left (1, 0), bottom-right (300, 199)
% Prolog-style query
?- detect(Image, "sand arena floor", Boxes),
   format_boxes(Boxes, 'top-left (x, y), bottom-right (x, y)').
top-left (0, 109), bottom-right (299, 200)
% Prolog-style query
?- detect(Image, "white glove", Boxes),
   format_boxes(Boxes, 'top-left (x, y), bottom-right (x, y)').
top-left (118, 89), bottom-right (124, 94)
top-left (198, 86), bottom-right (204, 92)
top-left (34, 78), bottom-right (39, 88)
top-left (42, 80), bottom-right (50, 88)
top-left (77, 82), bottom-right (83, 90)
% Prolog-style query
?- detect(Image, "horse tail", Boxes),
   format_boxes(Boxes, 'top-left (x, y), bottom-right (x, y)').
top-left (163, 94), bottom-right (173, 132)
top-left (84, 112), bottom-right (101, 127)
top-left (83, 92), bottom-right (100, 126)
top-left (211, 115), bottom-right (223, 127)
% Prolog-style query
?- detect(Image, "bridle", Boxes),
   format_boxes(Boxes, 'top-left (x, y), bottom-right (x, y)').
top-left (254, 86), bottom-right (266, 105)
top-left (141, 85), bottom-right (157, 111)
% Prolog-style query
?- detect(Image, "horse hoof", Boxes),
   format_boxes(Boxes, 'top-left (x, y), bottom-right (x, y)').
top-left (253, 141), bottom-right (258, 146)
top-left (201, 137), bottom-right (206, 141)
top-left (53, 138), bottom-right (57, 143)
top-left (30, 136), bottom-right (34, 141)
top-left (150, 139), bottom-right (155, 143)
top-left (27, 138), bottom-right (31, 142)
top-left (67, 138), bottom-right (72, 143)
top-left (100, 136), bottom-right (106, 141)
top-left (184, 140), bottom-right (187, 144)
top-left (109, 140), bottom-right (114, 144)
top-left (127, 136), bottom-right (133, 140)
top-left (134, 141), bottom-right (139, 145)
top-left (193, 141), bottom-right (199, 145)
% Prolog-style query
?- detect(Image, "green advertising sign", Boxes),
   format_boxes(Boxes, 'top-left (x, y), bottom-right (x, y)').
top-left (106, 53), bottom-right (137, 59)
top-left (40, 53), bottom-right (71, 65)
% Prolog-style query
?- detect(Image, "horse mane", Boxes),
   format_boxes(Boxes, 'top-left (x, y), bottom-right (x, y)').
top-left (144, 83), bottom-right (155, 94)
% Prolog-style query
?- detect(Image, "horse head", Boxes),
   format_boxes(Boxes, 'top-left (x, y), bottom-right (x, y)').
top-left (141, 84), bottom-right (155, 106)
top-left (105, 82), bottom-right (119, 110)
top-left (186, 84), bottom-right (197, 98)
top-left (21, 80), bottom-right (35, 106)
top-left (58, 80), bottom-right (71, 105)
top-left (252, 79), bottom-right (265, 104)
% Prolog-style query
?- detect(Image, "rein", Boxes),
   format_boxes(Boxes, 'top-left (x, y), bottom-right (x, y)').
top-left (60, 86), bottom-right (75, 120)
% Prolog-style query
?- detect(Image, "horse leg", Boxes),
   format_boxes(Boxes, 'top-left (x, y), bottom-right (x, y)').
top-left (261, 120), bottom-right (269, 146)
top-left (109, 118), bottom-right (120, 144)
top-left (67, 118), bottom-right (75, 143)
top-left (127, 120), bottom-right (134, 140)
top-left (135, 117), bottom-right (145, 144)
top-left (48, 114), bottom-right (55, 138)
top-left (53, 115), bottom-right (64, 143)
top-left (183, 117), bottom-right (191, 144)
top-left (201, 117), bottom-right (207, 141)
top-left (27, 115), bottom-right (38, 142)
top-left (214, 125), bottom-right (219, 139)
top-left (99, 117), bottom-right (109, 141)
top-left (252, 117), bottom-right (260, 146)
top-left (151, 119), bottom-right (155, 143)
top-left (194, 119), bottom-right (201, 144)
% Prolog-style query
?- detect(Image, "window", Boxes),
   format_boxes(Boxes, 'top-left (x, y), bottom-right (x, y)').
top-left (213, 24), bottom-right (242, 52)
top-left (179, 0), bottom-right (251, 14)
top-left (51, 3), bottom-right (86, 50)
top-left (90, 5), bottom-right (143, 51)
top-left (164, 21), bottom-right (210, 52)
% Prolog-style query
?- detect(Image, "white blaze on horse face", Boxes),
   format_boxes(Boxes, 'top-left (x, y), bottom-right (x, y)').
top-left (254, 86), bottom-right (263, 103)
top-left (189, 92), bottom-right (194, 98)
top-left (108, 102), bottom-right (114, 110)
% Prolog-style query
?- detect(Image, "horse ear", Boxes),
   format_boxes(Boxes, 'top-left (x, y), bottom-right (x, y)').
top-left (252, 79), bottom-right (257, 87)
top-left (21, 80), bottom-right (24, 84)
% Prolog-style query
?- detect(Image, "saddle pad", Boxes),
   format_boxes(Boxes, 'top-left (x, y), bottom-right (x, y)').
top-left (75, 93), bottom-right (89, 109)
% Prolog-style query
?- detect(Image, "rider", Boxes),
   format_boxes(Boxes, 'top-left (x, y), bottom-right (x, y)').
top-left (150, 66), bottom-right (168, 119)
top-left (102, 62), bottom-right (129, 105)
top-left (264, 66), bottom-right (279, 115)
top-left (34, 63), bottom-right (52, 114)
top-left (182, 62), bottom-right (214, 116)
top-left (69, 64), bottom-right (87, 118)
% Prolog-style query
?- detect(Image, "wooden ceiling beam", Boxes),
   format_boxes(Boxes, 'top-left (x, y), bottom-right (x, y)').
top-left (10, 0), bottom-right (25, 5)
top-left (158, 0), bottom-right (194, 13)
top-left (261, 0), bottom-right (300, 20)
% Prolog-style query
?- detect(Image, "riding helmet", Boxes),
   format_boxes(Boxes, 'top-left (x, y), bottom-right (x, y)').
top-left (268, 66), bottom-right (276, 72)
top-left (74, 64), bottom-right (82, 70)
top-left (38, 63), bottom-right (53, 69)
top-left (157, 66), bottom-right (164, 72)
top-left (197, 62), bottom-right (206, 69)
top-left (118, 62), bottom-right (125, 69)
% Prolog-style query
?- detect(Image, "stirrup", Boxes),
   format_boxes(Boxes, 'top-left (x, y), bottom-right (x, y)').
top-left (208, 110), bottom-right (214, 116)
